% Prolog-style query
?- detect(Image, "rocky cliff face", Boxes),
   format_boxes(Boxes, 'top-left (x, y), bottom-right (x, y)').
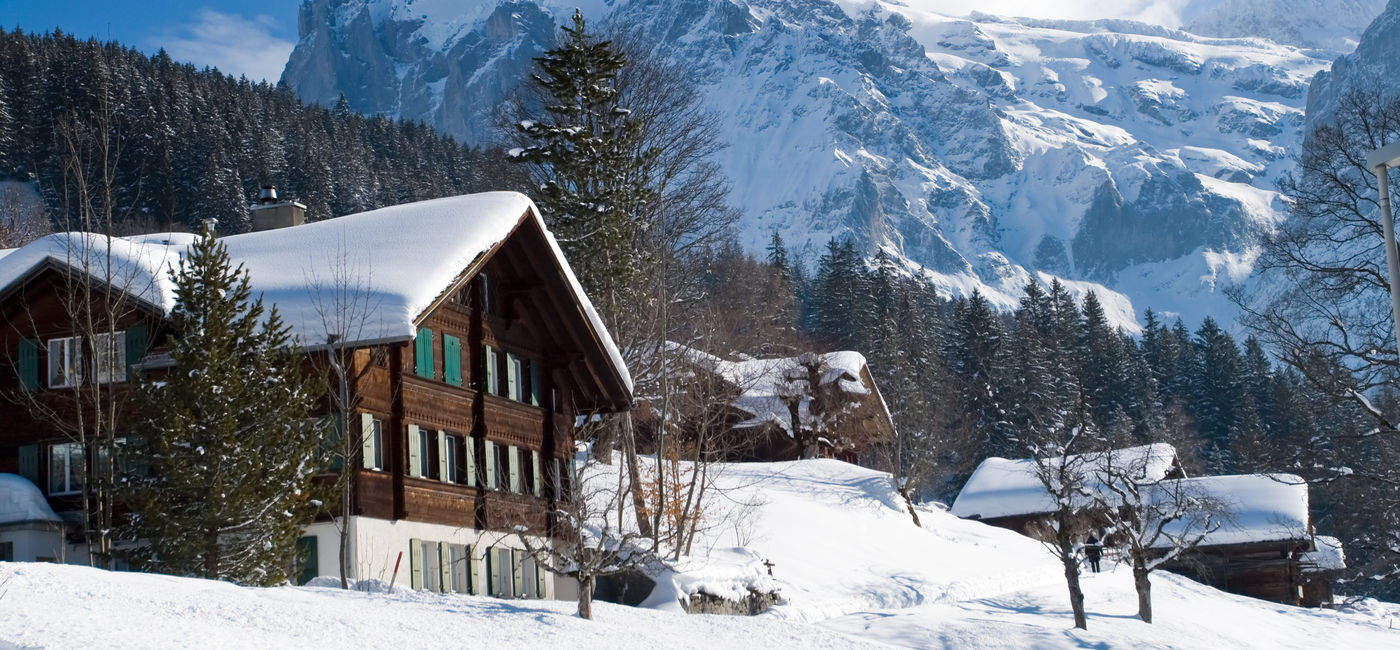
top-left (1305, 0), bottom-right (1400, 127)
top-left (283, 0), bottom-right (1339, 328)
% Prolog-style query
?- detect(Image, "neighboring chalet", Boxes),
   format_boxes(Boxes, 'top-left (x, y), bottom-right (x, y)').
top-left (951, 445), bottom-right (1340, 606)
top-left (949, 443), bottom-right (1183, 535)
top-left (650, 345), bottom-right (895, 463)
top-left (1153, 474), bottom-right (1332, 606)
top-left (0, 191), bottom-right (633, 598)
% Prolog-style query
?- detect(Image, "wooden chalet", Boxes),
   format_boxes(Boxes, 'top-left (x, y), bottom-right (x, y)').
top-left (1151, 474), bottom-right (1323, 606)
top-left (0, 191), bottom-right (632, 598)
top-left (949, 443), bottom-right (1183, 537)
top-left (644, 346), bottom-right (895, 463)
top-left (952, 448), bottom-right (1337, 606)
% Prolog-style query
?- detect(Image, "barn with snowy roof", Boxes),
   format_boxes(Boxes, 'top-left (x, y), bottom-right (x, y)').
top-left (651, 345), bottom-right (895, 463)
top-left (952, 445), bottom-right (1340, 606)
top-left (0, 191), bottom-right (631, 598)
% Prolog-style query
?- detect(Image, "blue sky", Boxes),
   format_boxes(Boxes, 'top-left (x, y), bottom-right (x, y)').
top-left (1, 1), bottom-right (300, 82)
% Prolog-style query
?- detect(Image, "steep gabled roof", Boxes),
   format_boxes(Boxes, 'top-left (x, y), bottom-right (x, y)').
top-left (1151, 473), bottom-right (1310, 548)
top-left (950, 443), bottom-right (1180, 519)
top-left (0, 192), bottom-right (631, 396)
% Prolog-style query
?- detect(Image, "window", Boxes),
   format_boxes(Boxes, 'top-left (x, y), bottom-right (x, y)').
top-left (361, 415), bottom-right (384, 471)
top-left (441, 433), bottom-right (462, 483)
top-left (496, 444), bottom-right (511, 491)
top-left (420, 539), bottom-right (441, 592)
top-left (417, 428), bottom-right (438, 480)
top-left (47, 336), bottom-right (83, 388)
top-left (506, 353), bottom-right (522, 401)
top-left (91, 331), bottom-right (127, 384)
top-left (507, 445), bottom-right (521, 493)
top-left (448, 543), bottom-right (471, 594)
top-left (0, 542), bottom-right (12, 562)
top-left (48, 442), bottom-right (84, 495)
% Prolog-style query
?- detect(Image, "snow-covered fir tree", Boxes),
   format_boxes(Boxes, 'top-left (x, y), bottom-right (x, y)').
top-left (119, 225), bottom-right (325, 586)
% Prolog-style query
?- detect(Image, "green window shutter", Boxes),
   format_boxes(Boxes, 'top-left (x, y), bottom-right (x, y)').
top-left (437, 431), bottom-right (450, 483)
top-left (124, 324), bottom-right (148, 375)
top-left (484, 440), bottom-right (497, 489)
top-left (465, 437), bottom-right (477, 488)
top-left (485, 547), bottom-right (497, 596)
top-left (529, 360), bottom-right (542, 406)
top-left (438, 542), bottom-right (452, 594)
top-left (508, 445), bottom-right (521, 493)
top-left (531, 451), bottom-right (542, 497)
top-left (360, 413), bottom-right (376, 470)
top-left (17, 444), bottom-right (39, 485)
top-left (415, 328), bottom-right (434, 378)
top-left (127, 436), bottom-right (150, 478)
top-left (296, 536), bottom-right (319, 585)
top-left (407, 425), bottom-right (422, 478)
top-left (17, 339), bottom-right (38, 392)
top-left (506, 353), bottom-right (519, 400)
top-left (443, 335), bottom-right (462, 386)
top-left (410, 538), bottom-right (424, 590)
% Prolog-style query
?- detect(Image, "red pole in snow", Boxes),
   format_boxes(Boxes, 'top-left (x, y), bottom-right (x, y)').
top-left (388, 551), bottom-right (404, 594)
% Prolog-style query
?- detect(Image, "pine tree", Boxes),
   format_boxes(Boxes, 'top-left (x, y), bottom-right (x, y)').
top-left (511, 10), bottom-right (653, 297)
top-left (120, 225), bottom-right (325, 586)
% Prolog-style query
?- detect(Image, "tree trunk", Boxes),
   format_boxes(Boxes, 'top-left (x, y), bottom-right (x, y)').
top-left (1060, 539), bottom-right (1087, 630)
top-left (620, 414), bottom-right (654, 539)
top-left (1133, 563), bottom-right (1153, 623)
top-left (577, 573), bottom-right (595, 620)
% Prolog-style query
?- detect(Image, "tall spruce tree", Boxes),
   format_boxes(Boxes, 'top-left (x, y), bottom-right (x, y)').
top-left (510, 10), bottom-right (653, 297)
top-left (120, 225), bottom-right (324, 586)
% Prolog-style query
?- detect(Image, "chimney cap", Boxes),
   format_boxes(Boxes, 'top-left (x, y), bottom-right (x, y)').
top-left (258, 185), bottom-right (279, 204)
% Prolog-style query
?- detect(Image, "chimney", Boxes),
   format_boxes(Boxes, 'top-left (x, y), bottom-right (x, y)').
top-left (249, 184), bottom-right (306, 232)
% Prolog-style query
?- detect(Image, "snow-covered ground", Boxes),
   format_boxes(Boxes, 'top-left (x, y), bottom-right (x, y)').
top-left (3, 459), bottom-right (1398, 648)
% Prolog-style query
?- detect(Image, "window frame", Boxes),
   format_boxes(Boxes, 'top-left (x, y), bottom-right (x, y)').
top-left (47, 442), bottom-right (84, 495)
top-left (47, 336), bottom-right (83, 388)
top-left (90, 330), bottom-right (127, 384)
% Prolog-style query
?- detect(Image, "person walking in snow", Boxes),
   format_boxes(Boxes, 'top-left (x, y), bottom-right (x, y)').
top-left (1084, 534), bottom-right (1103, 573)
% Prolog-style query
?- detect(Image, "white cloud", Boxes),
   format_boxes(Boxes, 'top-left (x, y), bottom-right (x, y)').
top-left (157, 9), bottom-right (294, 83)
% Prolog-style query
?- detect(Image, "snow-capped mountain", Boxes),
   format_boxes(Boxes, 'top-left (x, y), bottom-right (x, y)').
top-left (283, 0), bottom-right (1351, 330)
top-left (1306, 0), bottom-right (1400, 127)
top-left (1182, 0), bottom-right (1384, 55)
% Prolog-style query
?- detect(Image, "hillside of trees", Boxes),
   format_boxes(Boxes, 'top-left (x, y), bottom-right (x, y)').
top-left (0, 28), bottom-right (499, 234)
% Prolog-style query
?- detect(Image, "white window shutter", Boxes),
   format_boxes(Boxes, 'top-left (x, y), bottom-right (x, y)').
top-left (512, 549), bottom-right (525, 597)
top-left (407, 425), bottom-right (422, 478)
top-left (531, 451), bottom-right (542, 497)
top-left (438, 542), bottom-right (452, 593)
top-left (360, 413), bottom-right (376, 470)
top-left (508, 446), bottom-right (521, 493)
top-left (485, 440), bottom-right (497, 489)
top-left (465, 438), bottom-right (477, 487)
top-left (437, 431), bottom-right (450, 482)
top-left (506, 353), bottom-right (519, 400)
top-left (470, 546), bottom-right (485, 595)
top-left (409, 538), bottom-right (424, 590)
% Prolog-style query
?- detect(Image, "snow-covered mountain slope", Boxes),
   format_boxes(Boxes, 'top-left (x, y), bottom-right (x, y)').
top-left (4, 458), bottom-right (1399, 648)
top-left (1182, 0), bottom-right (1384, 55)
top-left (1305, 0), bottom-right (1400, 127)
top-left (284, 0), bottom-right (1342, 329)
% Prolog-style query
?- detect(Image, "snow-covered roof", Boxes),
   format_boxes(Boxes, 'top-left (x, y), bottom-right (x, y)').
top-left (1152, 473), bottom-right (1310, 548)
top-left (0, 192), bottom-right (630, 392)
top-left (673, 345), bottom-right (879, 435)
top-left (0, 473), bottom-right (62, 526)
top-left (949, 443), bottom-right (1179, 520)
top-left (1303, 535), bottom-right (1345, 572)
